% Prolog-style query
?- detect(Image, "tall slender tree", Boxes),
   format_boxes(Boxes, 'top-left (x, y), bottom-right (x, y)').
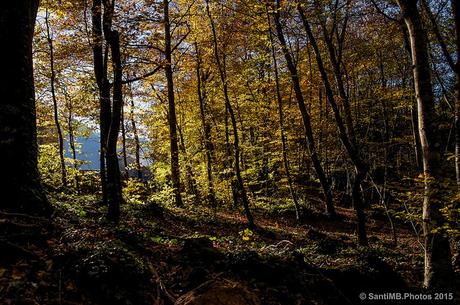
top-left (164, 0), bottom-right (183, 207)
top-left (396, 0), bottom-right (453, 289)
top-left (272, 0), bottom-right (335, 217)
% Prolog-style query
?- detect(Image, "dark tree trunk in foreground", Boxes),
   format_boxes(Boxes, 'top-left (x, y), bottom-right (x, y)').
top-left (206, 0), bottom-right (254, 228)
top-left (273, 2), bottom-right (335, 217)
top-left (106, 29), bottom-right (123, 221)
top-left (91, 0), bottom-right (123, 220)
top-left (164, 0), bottom-right (183, 207)
top-left (397, 0), bottom-right (453, 289)
top-left (0, 1), bottom-right (52, 216)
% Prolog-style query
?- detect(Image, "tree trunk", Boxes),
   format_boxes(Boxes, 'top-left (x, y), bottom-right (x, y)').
top-left (296, 2), bottom-right (368, 245)
top-left (66, 97), bottom-right (80, 193)
top-left (195, 43), bottom-right (217, 207)
top-left (0, 1), bottom-right (52, 216)
top-left (129, 98), bottom-right (143, 180)
top-left (267, 12), bottom-right (301, 220)
top-left (91, 0), bottom-right (110, 205)
top-left (164, 0), bottom-right (183, 207)
top-left (45, 10), bottom-right (67, 188)
top-left (121, 101), bottom-right (128, 175)
top-left (206, 0), bottom-right (254, 228)
top-left (453, 0), bottom-right (460, 190)
top-left (106, 29), bottom-right (123, 221)
top-left (396, 0), bottom-right (453, 289)
top-left (273, 1), bottom-right (335, 217)
top-left (178, 123), bottom-right (199, 201)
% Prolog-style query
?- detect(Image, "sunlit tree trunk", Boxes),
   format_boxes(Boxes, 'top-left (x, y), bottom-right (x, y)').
top-left (164, 0), bottom-right (183, 207)
top-left (0, 1), bottom-right (52, 216)
top-left (45, 10), bottom-right (67, 188)
top-left (396, 0), bottom-right (453, 289)
top-left (91, 0), bottom-right (109, 205)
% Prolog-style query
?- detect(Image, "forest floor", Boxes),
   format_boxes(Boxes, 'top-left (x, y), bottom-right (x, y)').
top-left (0, 193), bottom-right (458, 305)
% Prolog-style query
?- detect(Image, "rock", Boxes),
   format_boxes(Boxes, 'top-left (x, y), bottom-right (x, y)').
top-left (174, 279), bottom-right (260, 305)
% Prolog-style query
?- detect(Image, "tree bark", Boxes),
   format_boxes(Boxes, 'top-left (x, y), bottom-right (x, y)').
top-left (45, 10), bottom-right (67, 188)
top-left (273, 1), bottom-right (335, 217)
top-left (396, 0), bottom-right (453, 289)
top-left (106, 29), bottom-right (123, 221)
top-left (164, 0), bottom-right (183, 207)
top-left (0, 1), bottom-right (52, 216)
top-left (91, 0), bottom-right (110, 205)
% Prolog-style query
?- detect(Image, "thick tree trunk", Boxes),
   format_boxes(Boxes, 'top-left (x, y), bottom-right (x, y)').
top-left (397, 0), bottom-right (453, 289)
top-left (45, 10), bottom-right (67, 188)
top-left (273, 2), bottom-right (335, 217)
top-left (206, 0), bottom-right (254, 228)
top-left (0, 1), bottom-right (52, 216)
top-left (296, 2), bottom-right (368, 245)
top-left (164, 0), bottom-right (183, 207)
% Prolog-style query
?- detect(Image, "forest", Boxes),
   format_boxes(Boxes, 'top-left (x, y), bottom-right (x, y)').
top-left (0, 0), bottom-right (459, 304)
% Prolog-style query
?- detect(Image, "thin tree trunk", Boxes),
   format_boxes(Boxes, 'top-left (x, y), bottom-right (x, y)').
top-left (273, 1), bottom-right (335, 217)
top-left (129, 98), bottom-right (142, 180)
top-left (195, 42), bottom-right (217, 207)
top-left (205, 0), bottom-right (254, 228)
top-left (267, 12), bottom-right (301, 220)
top-left (177, 123), bottom-right (199, 201)
top-left (164, 0), bottom-right (183, 207)
top-left (91, 0), bottom-right (109, 205)
top-left (453, 0), bottom-right (460, 190)
top-left (121, 101), bottom-right (128, 175)
top-left (378, 52), bottom-right (397, 247)
top-left (0, 1), bottom-right (52, 216)
top-left (296, 2), bottom-right (368, 245)
top-left (45, 10), bottom-right (67, 188)
top-left (65, 91), bottom-right (80, 193)
top-left (397, 0), bottom-right (453, 289)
